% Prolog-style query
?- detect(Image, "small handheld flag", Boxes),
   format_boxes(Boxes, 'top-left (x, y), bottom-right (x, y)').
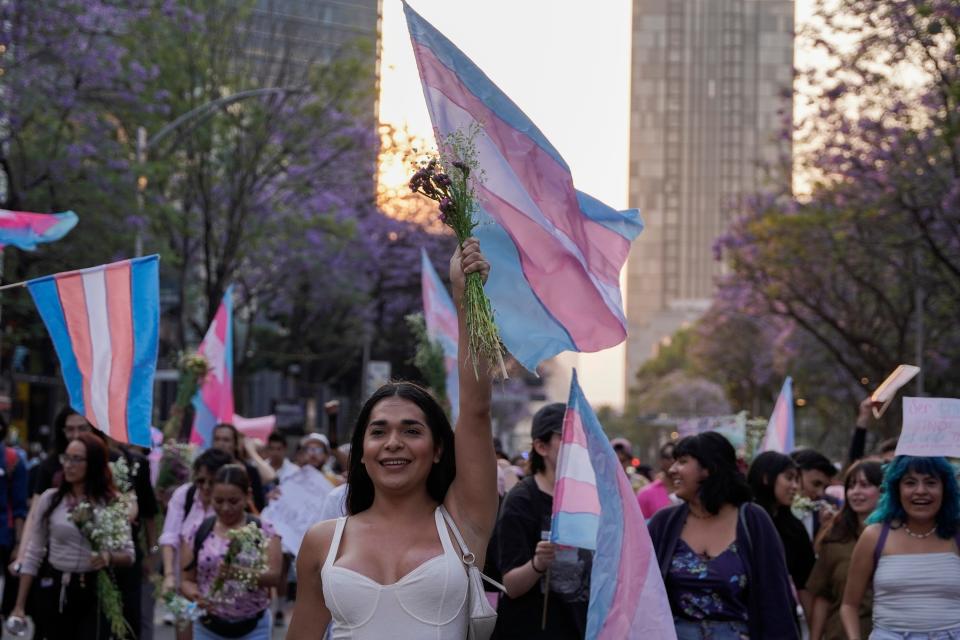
top-left (191, 287), bottom-right (234, 446)
top-left (404, 3), bottom-right (643, 372)
top-left (421, 249), bottom-right (459, 421)
top-left (759, 377), bottom-right (795, 454)
top-left (0, 209), bottom-right (78, 250)
top-left (26, 255), bottom-right (160, 446)
top-left (552, 371), bottom-right (676, 639)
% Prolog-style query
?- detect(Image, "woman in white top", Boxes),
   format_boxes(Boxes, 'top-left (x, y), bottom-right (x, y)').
top-left (841, 455), bottom-right (960, 640)
top-left (287, 239), bottom-right (497, 640)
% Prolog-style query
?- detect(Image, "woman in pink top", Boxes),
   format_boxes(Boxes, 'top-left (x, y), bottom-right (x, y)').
top-left (181, 464), bottom-right (282, 640)
top-left (161, 449), bottom-right (233, 638)
top-left (637, 442), bottom-right (677, 518)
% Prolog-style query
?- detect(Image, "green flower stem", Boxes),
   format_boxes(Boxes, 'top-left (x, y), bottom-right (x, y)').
top-left (462, 271), bottom-right (507, 380)
top-left (98, 571), bottom-right (134, 639)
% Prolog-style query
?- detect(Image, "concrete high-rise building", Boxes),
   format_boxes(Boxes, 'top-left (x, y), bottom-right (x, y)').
top-left (624, 0), bottom-right (794, 396)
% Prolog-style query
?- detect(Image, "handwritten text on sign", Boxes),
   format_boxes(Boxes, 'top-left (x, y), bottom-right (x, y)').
top-left (261, 466), bottom-right (333, 556)
top-left (896, 397), bottom-right (960, 458)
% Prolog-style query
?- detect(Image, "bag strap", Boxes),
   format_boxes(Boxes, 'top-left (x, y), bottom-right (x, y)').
top-left (873, 522), bottom-right (891, 568)
top-left (186, 515), bottom-right (218, 572)
top-left (439, 505), bottom-right (506, 593)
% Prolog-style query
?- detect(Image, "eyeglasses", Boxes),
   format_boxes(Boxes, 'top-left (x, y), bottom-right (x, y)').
top-left (59, 454), bottom-right (87, 466)
top-left (305, 447), bottom-right (327, 455)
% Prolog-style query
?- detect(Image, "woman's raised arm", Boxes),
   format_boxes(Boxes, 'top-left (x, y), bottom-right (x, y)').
top-left (443, 238), bottom-right (498, 557)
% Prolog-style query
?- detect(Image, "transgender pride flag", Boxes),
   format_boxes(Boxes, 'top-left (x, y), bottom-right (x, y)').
top-left (191, 287), bottom-right (234, 446)
top-left (26, 256), bottom-right (159, 446)
top-left (421, 249), bottom-right (459, 422)
top-left (0, 209), bottom-right (78, 250)
top-left (759, 376), bottom-right (795, 454)
top-left (552, 371), bottom-right (676, 640)
top-left (404, 3), bottom-right (643, 371)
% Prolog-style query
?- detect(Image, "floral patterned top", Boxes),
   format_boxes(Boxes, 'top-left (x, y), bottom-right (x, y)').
top-left (196, 520), bottom-right (276, 621)
top-left (666, 539), bottom-right (749, 623)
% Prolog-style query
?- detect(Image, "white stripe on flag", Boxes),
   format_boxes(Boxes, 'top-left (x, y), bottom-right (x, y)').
top-left (82, 269), bottom-right (113, 434)
top-left (558, 443), bottom-right (598, 486)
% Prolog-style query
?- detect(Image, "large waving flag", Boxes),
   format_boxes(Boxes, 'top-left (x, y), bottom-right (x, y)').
top-left (759, 376), bottom-right (795, 454)
top-left (421, 249), bottom-right (459, 422)
top-left (26, 256), bottom-right (159, 446)
top-left (552, 371), bottom-right (676, 639)
top-left (0, 209), bottom-right (78, 250)
top-left (191, 287), bottom-right (234, 446)
top-left (404, 3), bottom-right (643, 371)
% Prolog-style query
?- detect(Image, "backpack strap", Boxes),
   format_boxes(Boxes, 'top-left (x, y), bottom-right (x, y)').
top-left (186, 515), bottom-right (217, 572)
top-left (183, 484), bottom-right (197, 521)
top-left (873, 522), bottom-right (891, 568)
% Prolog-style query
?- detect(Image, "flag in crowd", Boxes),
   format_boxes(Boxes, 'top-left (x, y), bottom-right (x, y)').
top-left (0, 209), bottom-right (78, 250)
top-left (26, 255), bottom-right (160, 447)
top-left (191, 286), bottom-right (235, 446)
top-left (552, 370), bottom-right (676, 640)
top-left (404, 2), bottom-right (644, 372)
top-left (421, 248), bottom-right (460, 421)
top-left (759, 376), bottom-right (795, 454)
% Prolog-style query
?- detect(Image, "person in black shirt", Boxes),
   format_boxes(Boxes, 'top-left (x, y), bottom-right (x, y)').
top-left (492, 403), bottom-right (590, 640)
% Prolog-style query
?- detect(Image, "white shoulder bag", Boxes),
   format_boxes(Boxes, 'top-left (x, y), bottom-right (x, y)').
top-left (439, 506), bottom-right (506, 640)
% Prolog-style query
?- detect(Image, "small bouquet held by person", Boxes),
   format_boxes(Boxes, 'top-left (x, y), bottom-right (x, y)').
top-left (409, 124), bottom-right (507, 379)
top-left (209, 522), bottom-right (269, 602)
top-left (69, 498), bottom-right (134, 638)
top-left (163, 591), bottom-right (205, 630)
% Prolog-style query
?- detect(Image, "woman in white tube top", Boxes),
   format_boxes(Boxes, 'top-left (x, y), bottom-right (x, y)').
top-left (286, 238), bottom-right (498, 640)
top-left (841, 455), bottom-right (960, 640)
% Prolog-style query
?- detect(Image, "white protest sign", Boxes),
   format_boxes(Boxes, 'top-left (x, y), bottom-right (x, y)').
top-left (895, 397), bottom-right (960, 458)
top-left (871, 365), bottom-right (921, 419)
top-left (261, 465), bottom-right (334, 555)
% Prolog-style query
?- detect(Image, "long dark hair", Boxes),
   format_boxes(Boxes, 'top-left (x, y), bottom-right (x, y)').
top-left (52, 406), bottom-right (88, 455)
top-left (213, 423), bottom-right (241, 460)
top-left (747, 451), bottom-right (797, 515)
top-left (673, 432), bottom-right (752, 515)
top-left (45, 432), bottom-right (116, 521)
top-left (818, 460), bottom-right (883, 550)
top-left (346, 382), bottom-right (455, 515)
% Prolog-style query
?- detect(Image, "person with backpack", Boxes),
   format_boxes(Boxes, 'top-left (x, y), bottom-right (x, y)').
top-left (180, 464), bottom-right (282, 639)
top-left (161, 449), bottom-right (234, 597)
top-left (841, 455), bottom-right (960, 640)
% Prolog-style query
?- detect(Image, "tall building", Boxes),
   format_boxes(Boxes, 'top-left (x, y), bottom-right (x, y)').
top-left (624, 0), bottom-right (794, 395)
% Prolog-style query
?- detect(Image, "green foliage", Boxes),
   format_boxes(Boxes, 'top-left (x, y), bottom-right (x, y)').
top-left (405, 313), bottom-right (448, 408)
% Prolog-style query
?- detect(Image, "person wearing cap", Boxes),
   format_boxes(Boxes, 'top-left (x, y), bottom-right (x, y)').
top-left (491, 403), bottom-right (591, 640)
top-left (300, 433), bottom-right (345, 487)
top-left (611, 437), bottom-right (647, 493)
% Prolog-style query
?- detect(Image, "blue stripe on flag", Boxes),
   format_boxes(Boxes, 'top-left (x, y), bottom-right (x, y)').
top-left (552, 511), bottom-right (600, 551)
top-left (568, 370), bottom-right (624, 636)
top-left (575, 191), bottom-right (644, 240)
top-left (127, 256), bottom-right (160, 447)
top-left (473, 207), bottom-right (576, 371)
top-left (403, 2), bottom-right (568, 171)
top-left (192, 398), bottom-right (217, 446)
top-left (223, 285), bottom-right (234, 378)
top-left (27, 278), bottom-right (85, 415)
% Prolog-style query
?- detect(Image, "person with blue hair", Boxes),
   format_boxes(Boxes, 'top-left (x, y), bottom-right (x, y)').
top-left (841, 455), bottom-right (960, 639)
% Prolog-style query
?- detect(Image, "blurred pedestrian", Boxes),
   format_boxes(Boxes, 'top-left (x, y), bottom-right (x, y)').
top-left (637, 442), bottom-right (677, 519)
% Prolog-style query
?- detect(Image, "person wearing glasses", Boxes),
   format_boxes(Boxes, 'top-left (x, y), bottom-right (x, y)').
top-left (160, 449), bottom-right (233, 637)
top-left (10, 432), bottom-right (135, 639)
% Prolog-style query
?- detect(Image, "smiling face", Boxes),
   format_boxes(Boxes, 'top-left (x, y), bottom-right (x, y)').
top-left (62, 439), bottom-right (88, 485)
top-left (669, 454), bottom-right (708, 503)
top-left (773, 467), bottom-right (800, 507)
top-left (360, 397), bottom-right (439, 496)
top-left (899, 469), bottom-right (943, 523)
top-left (212, 481), bottom-right (247, 526)
top-left (846, 469), bottom-right (881, 517)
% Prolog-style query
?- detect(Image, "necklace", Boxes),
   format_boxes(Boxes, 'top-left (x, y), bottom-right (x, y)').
top-left (904, 524), bottom-right (937, 539)
top-left (688, 507), bottom-right (714, 520)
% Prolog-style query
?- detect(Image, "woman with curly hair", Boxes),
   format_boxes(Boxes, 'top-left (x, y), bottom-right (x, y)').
top-left (842, 456), bottom-right (960, 639)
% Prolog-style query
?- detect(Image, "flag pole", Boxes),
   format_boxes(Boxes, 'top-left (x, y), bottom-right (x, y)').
top-left (541, 568), bottom-right (550, 630)
top-left (0, 281), bottom-right (26, 292)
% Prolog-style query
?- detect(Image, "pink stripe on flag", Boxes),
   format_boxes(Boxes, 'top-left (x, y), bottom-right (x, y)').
top-left (561, 409), bottom-right (588, 447)
top-left (105, 264), bottom-right (133, 443)
top-left (598, 470), bottom-right (654, 639)
top-left (57, 276), bottom-right (95, 424)
top-left (554, 477), bottom-right (601, 515)
top-left (480, 186), bottom-right (626, 349)
top-left (414, 43), bottom-right (630, 288)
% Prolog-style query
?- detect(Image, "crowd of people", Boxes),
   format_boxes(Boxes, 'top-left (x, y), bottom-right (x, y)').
top-left (0, 241), bottom-right (956, 640)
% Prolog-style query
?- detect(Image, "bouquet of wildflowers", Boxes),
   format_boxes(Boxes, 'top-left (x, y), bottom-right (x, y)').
top-left (69, 498), bottom-right (134, 639)
top-left (409, 125), bottom-right (507, 379)
top-left (161, 351), bottom-right (210, 441)
top-left (209, 522), bottom-right (268, 602)
top-left (155, 442), bottom-right (195, 506)
top-left (163, 591), bottom-right (205, 630)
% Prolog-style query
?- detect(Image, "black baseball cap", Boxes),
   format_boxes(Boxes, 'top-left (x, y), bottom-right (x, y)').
top-left (530, 403), bottom-right (566, 442)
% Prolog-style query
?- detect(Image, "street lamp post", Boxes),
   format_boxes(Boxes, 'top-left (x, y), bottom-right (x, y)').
top-left (134, 87), bottom-right (306, 256)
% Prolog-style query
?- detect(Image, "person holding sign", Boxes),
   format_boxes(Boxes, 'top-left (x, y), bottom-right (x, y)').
top-left (286, 239), bottom-right (497, 640)
top-left (841, 456), bottom-right (960, 639)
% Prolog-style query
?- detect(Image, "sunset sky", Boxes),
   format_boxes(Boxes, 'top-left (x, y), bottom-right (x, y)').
top-left (378, 0), bottom-right (813, 408)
